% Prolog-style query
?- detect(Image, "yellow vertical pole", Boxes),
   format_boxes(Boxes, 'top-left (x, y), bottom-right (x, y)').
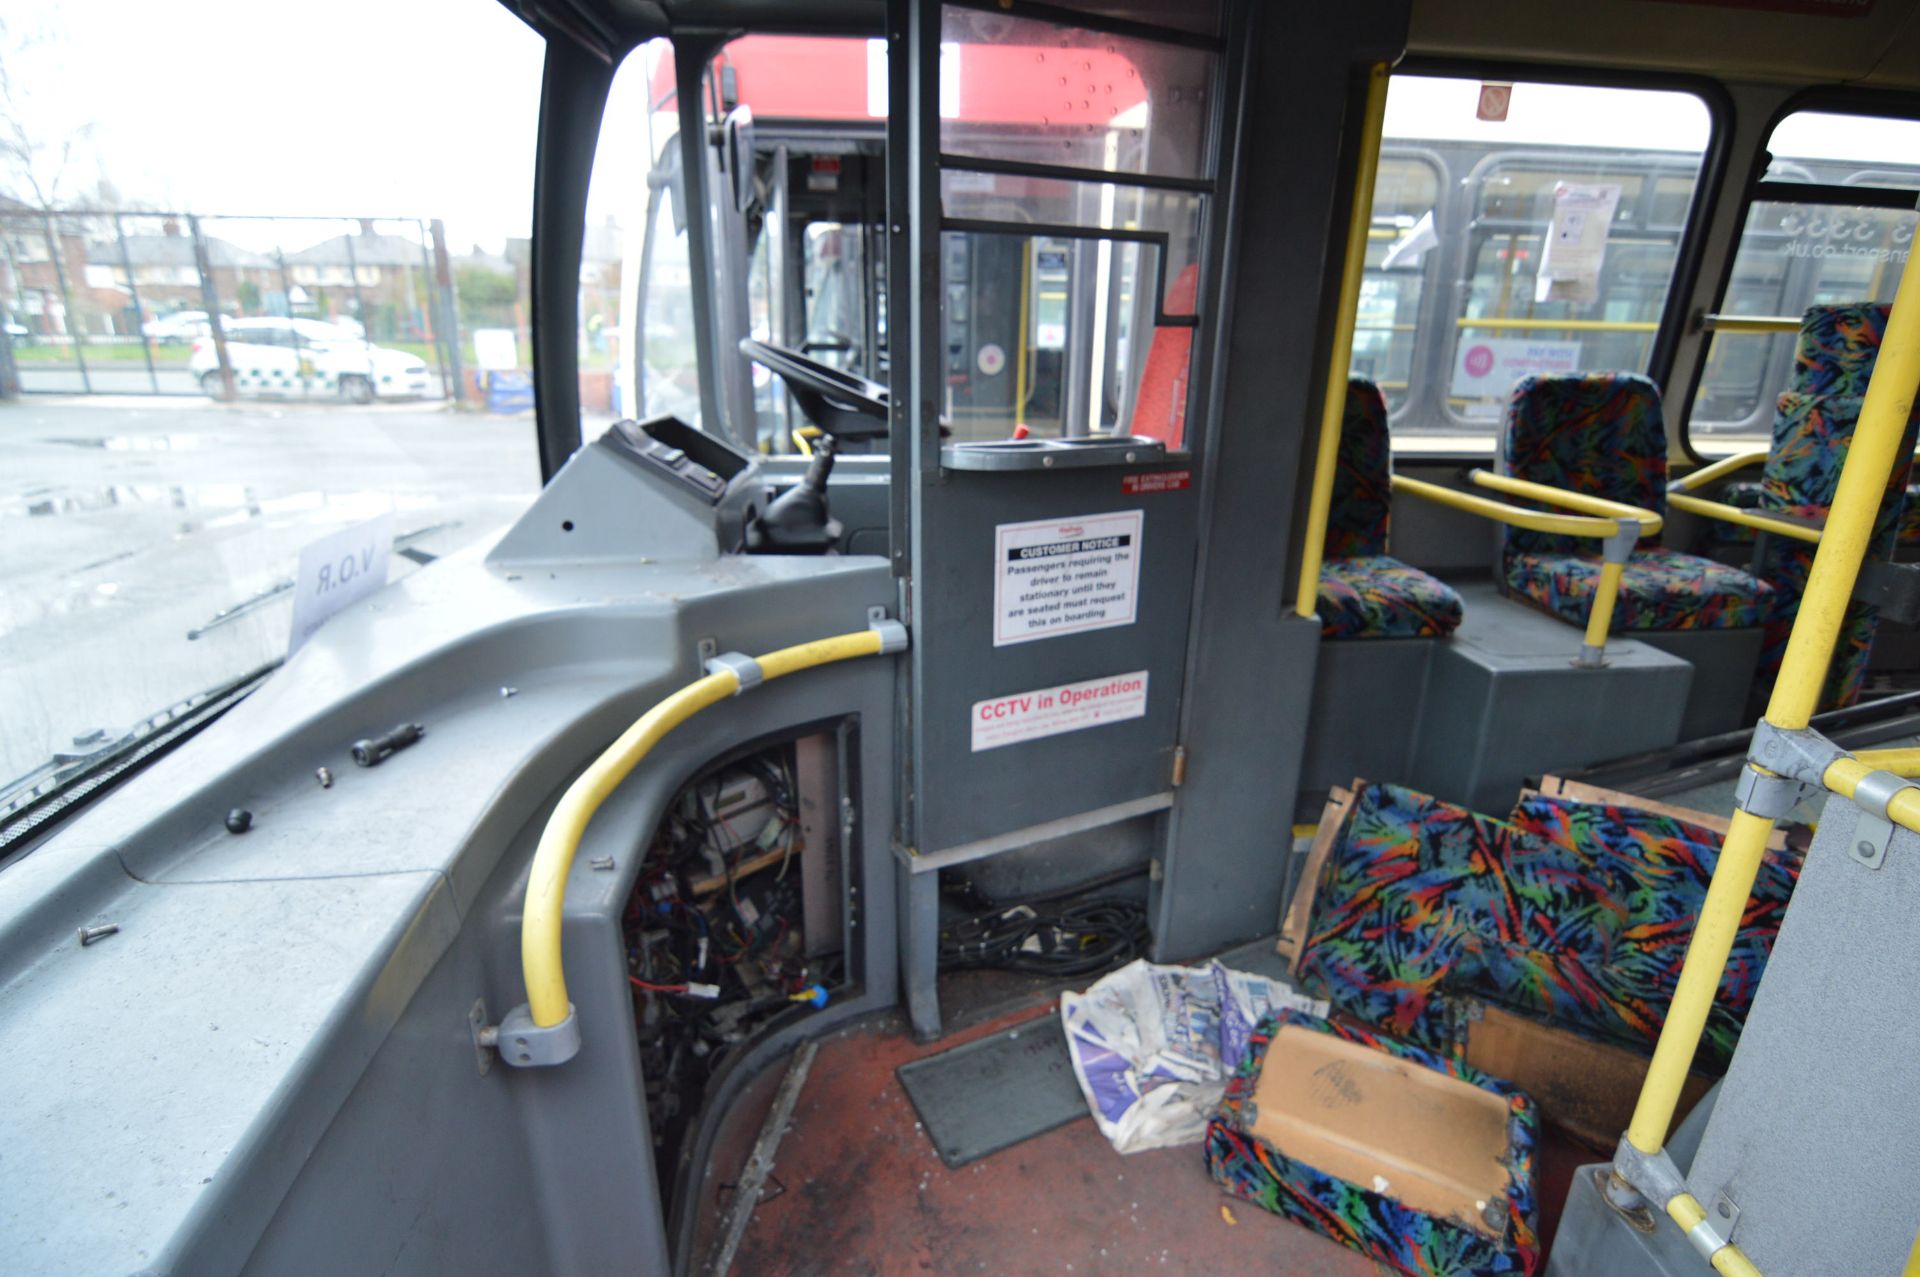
top-left (1578, 557), bottom-right (1626, 659)
top-left (1294, 63), bottom-right (1391, 619)
top-left (1625, 237), bottom-right (1920, 1156)
top-left (1014, 239), bottom-right (1033, 430)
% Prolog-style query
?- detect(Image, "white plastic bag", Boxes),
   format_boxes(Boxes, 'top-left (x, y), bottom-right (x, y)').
top-left (1059, 958), bottom-right (1326, 1154)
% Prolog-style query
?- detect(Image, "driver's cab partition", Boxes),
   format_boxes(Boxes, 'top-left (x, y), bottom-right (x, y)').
top-left (883, 1), bottom-right (1391, 1035)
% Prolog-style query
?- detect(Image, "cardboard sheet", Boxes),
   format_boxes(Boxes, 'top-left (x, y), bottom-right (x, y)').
top-left (1250, 1025), bottom-right (1512, 1232)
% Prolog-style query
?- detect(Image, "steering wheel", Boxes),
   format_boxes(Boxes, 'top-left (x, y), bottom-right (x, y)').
top-left (739, 337), bottom-right (889, 440)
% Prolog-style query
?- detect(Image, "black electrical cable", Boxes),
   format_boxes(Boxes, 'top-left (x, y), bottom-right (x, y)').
top-left (936, 897), bottom-right (1148, 977)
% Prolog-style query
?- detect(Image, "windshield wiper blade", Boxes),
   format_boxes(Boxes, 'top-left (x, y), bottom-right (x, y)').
top-left (0, 665), bottom-right (278, 859)
top-left (185, 521), bottom-right (460, 640)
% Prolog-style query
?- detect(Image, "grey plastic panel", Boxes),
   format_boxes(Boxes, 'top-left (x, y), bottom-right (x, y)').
top-left (1300, 637), bottom-right (1438, 798)
top-left (489, 424), bottom-right (756, 565)
top-left (0, 434), bottom-right (901, 1276)
top-left (1632, 627), bottom-right (1762, 740)
top-left (1, 870), bottom-right (457, 1277)
top-left (940, 436), bottom-right (1168, 471)
top-left (1156, 0), bottom-right (1409, 961)
top-left (1683, 798), bottom-right (1920, 1275)
top-left (907, 467), bottom-right (1199, 855)
top-left (1408, 585), bottom-right (1690, 811)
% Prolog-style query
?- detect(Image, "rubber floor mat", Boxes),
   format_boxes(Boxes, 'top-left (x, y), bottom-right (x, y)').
top-left (895, 1015), bottom-right (1087, 1168)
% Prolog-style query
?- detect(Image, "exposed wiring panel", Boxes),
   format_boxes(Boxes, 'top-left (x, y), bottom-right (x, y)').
top-left (625, 741), bottom-right (839, 1169)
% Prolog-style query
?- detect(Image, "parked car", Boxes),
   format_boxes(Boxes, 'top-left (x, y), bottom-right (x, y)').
top-left (189, 318), bottom-right (431, 402)
top-left (2, 320), bottom-right (28, 346)
top-left (141, 310), bottom-right (214, 344)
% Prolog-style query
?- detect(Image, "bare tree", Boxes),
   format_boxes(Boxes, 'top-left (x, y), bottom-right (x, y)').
top-left (0, 18), bottom-right (95, 209)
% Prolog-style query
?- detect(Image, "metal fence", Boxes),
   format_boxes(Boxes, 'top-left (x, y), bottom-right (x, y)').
top-left (0, 209), bottom-right (526, 404)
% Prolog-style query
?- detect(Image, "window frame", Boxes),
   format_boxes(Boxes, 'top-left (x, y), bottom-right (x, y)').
top-left (1676, 86), bottom-right (1920, 461)
top-left (1382, 57), bottom-right (1733, 460)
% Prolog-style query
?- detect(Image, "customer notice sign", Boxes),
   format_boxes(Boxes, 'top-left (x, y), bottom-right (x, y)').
top-left (992, 510), bottom-right (1143, 646)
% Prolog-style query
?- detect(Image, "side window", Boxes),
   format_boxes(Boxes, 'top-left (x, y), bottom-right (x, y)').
top-left (1689, 110), bottom-right (1920, 451)
top-left (1358, 153), bottom-right (1443, 416)
top-left (592, 38), bottom-right (692, 429)
top-left (1362, 76), bottom-right (1711, 449)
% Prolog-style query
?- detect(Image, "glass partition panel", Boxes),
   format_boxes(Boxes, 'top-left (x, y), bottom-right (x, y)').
top-left (939, 5), bottom-right (1215, 181)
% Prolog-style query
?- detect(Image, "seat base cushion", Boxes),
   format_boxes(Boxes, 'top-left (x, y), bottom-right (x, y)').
top-left (1319, 555), bottom-right (1464, 639)
top-left (1205, 1010), bottom-right (1542, 1277)
top-left (1504, 547), bottom-right (1773, 632)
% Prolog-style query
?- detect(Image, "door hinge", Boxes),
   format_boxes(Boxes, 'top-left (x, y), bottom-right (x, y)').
top-left (1171, 746), bottom-right (1188, 788)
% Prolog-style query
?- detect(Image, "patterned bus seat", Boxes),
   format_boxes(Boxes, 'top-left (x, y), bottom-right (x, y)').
top-left (1499, 372), bottom-right (1772, 631)
top-left (1317, 379), bottom-right (1465, 639)
top-left (1698, 305), bottom-right (1918, 705)
top-left (1292, 780), bottom-right (1798, 1072)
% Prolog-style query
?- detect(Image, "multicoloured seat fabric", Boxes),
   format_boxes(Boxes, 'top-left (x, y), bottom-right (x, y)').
top-left (1320, 556), bottom-right (1465, 638)
top-left (1294, 781), bottom-right (1799, 1071)
top-left (1205, 1010), bottom-right (1541, 1277)
top-left (1508, 792), bottom-right (1798, 1068)
top-left (1498, 373), bottom-right (1771, 632)
top-left (1793, 302), bottom-right (1893, 398)
top-left (1318, 379), bottom-right (1465, 639)
top-left (1699, 306), bottom-right (1918, 705)
top-left (1504, 547), bottom-right (1773, 631)
top-left (1748, 386), bottom-right (1919, 705)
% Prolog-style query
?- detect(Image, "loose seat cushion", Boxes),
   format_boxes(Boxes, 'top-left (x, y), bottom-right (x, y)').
top-left (1505, 547), bottom-right (1774, 632)
top-left (1205, 1011), bottom-right (1542, 1277)
top-left (1296, 781), bottom-right (1800, 1072)
top-left (1509, 792), bottom-right (1800, 1069)
top-left (1295, 782), bottom-right (1626, 1049)
top-left (1318, 555), bottom-right (1465, 639)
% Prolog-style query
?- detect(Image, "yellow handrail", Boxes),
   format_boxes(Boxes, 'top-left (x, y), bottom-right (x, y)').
top-left (1667, 493), bottom-right (1824, 545)
top-left (1394, 474), bottom-right (1659, 661)
top-left (1467, 470), bottom-right (1664, 531)
top-left (1456, 317), bottom-right (1659, 333)
top-left (1701, 314), bottom-right (1804, 335)
top-left (1667, 449), bottom-right (1824, 544)
top-left (1669, 1192), bottom-right (1765, 1277)
top-left (1669, 450), bottom-right (1768, 495)
top-left (1839, 749), bottom-right (1920, 784)
top-left (521, 629), bottom-right (892, 1029)
top-left (1395, 475), bottom-right (1658, 539)
top-left (1294, 62), bottom-right (1390, 620)
top-left (1617, 225), bottom-right (1920, 1277)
